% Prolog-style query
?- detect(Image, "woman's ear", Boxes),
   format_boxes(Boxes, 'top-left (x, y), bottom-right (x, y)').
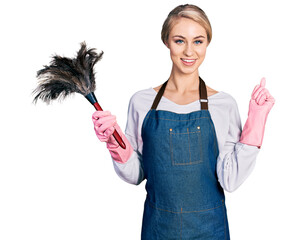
top-left (165, 41), bottom-right (169, 48)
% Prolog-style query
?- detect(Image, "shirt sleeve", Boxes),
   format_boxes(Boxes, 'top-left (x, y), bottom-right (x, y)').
top-left (111, 94), bottom-right (145, 185)
top-left (216, 97), bottom-right (260, 192)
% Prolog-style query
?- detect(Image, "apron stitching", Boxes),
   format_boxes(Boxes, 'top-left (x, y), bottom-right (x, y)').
top-left (198, 129), bottom-right (203, 162)
top-left (208, 117), bottom-right (218, 154)
top-left (222, 204), bottom-right (227, 240)
top-left (187, 128), bottom-right (191, 164)
top-left (141, 110), bottom-right (152, 136)
top-left (181, 202), bottom-right (224, 213)
top-left (147, 200), bottom-right (224, 213)
top-left (170, 128), bottom-right (203, 166)
top-left (170, 132), bottom-right (174, 166)
top-left (171, 131), bottom-right (201, 134)
top-left (180, 208), bottom-right (183, 240)
top-left (174, 161), bottom-right (202, 166)
top-left (146, 116), bottom-right (209, 121)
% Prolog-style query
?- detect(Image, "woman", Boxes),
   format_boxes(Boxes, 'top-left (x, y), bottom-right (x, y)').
top-left (92, 4), bottom-right (275, 239)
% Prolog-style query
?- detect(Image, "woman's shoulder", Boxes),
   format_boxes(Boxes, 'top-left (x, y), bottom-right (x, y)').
top-left (208, 90), bottom-right (239, 109)
top-left (130, 87), bottom-right (155, 101)
top-left (128, 87), bottom-right (155, 110)
top-left (212, 90), bottom-right (235, 100)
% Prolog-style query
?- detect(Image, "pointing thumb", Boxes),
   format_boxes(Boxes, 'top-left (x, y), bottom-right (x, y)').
top-left (260, 77), bottom-right (266, 88)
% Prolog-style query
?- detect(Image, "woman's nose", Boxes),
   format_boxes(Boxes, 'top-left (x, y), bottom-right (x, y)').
top-left (183, 43), bottom-right (194, 56)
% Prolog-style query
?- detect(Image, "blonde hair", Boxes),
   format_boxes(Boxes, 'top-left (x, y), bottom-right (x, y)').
top-left (161, 4), bottom-right (212, 45)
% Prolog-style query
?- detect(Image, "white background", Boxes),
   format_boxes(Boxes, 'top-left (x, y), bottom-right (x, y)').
top-left (0, 0), bottom-right (303, 239)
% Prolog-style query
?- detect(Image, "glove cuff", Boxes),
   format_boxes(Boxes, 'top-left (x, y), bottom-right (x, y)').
top-left (240, 106), bottom-right (270, 148)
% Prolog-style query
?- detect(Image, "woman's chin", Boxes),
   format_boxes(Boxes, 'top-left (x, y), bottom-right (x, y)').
top-left (176, 66), bottom-right (199, 75)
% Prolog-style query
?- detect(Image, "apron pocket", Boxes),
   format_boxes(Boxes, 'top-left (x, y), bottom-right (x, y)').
top-left (169, 126), bottom-right (203, 165)
top-left (182, 203), bottom-right (229, 240)
top-left (141, 199), bottom-right (181, 240)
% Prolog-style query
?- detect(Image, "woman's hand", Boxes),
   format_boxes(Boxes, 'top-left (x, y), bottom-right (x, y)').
top-left (92, 111), bottom-right (134, 163)
top-left (92, 110), bottom-right (117, 143)
top-left (250, 77), bottom-right (275, 111)
top-left (239, 78), bottom-right (275, 148)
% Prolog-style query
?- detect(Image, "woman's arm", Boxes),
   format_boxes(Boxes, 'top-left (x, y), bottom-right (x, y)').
top-left (239, 78), bottom-right (275, 148)
top-left (111, 94), bottom-right (145, 185)
top-left (217, 143), bottom-right (259, 193)
top-left (112, 133), bottom-right (145, 185)
top-left (216, 96), bottom-right (260, 192)
top-left (217, 78), bottom-right (275, 192)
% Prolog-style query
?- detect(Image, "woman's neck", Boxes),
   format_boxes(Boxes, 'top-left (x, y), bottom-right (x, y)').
top-left (167, 70), bottom-right (200, 95)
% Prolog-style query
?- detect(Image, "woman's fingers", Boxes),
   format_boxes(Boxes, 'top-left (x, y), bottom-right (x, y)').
top-left (94, 114), bottom-right (116, 126)
top-left (249, 77), bottom-right (275, 110)
top-left (252, 85), bottom-right (263, 100)
top-left (256, 88), bottom-right (269, 105)
top-left (92, 110), bottom-right (111, 121)
top-left (251, 84), bottom-right (260, 100)
top-left (92, 110), bottom-right (117, 135)
top-left (95, 116), bottom-right (116, 133)
top-left (251, 77), bottom-right (267, 100)
top-left (104, 126), bottom-right (115, 137)
top-left (92, 110), bottom-right (119, 142)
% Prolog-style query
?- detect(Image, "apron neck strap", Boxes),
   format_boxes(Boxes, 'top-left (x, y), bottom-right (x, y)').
top-left (151, 76), bottom-right (208, 110)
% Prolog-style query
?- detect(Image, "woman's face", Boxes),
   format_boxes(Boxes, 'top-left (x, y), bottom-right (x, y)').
top-left (166, 17), bottom-right (209, 75)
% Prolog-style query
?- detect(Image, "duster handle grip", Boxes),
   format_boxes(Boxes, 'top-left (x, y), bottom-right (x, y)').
top-left (93, 102), bottom-right (126, 149)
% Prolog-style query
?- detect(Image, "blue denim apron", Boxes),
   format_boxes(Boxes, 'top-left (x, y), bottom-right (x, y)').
top-left (140, 77), bottom-right (230, 240)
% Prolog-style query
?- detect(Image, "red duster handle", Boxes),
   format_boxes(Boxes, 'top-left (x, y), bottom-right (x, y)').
top-left (93, 102), bottom-right (126, 149)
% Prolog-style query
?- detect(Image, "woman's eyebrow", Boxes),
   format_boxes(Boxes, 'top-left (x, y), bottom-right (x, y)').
top-left (172, 35), bottom-right (206, 39)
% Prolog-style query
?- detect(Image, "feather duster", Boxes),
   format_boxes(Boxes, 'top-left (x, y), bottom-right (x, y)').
top-left (33, 41), bottom-right (126, 149)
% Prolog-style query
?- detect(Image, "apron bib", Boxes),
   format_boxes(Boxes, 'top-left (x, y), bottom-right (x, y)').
top-left (141, 77), bottom-right (230, 240)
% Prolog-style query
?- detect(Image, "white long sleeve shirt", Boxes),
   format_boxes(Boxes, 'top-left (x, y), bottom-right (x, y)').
top-left (112, 87), bottom-right (260, 192)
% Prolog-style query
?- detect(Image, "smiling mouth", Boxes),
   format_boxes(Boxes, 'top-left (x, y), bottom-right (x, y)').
top-left (181, 58), bottom-right (195, 62)
top-left (181, 58), bottom-right (196, 65)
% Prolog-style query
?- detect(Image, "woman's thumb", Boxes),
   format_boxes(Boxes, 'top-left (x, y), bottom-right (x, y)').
top-left (260, 77), bottom-right (266, 87)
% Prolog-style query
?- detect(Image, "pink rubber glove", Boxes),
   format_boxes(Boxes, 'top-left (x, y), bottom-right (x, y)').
top-left (92, 111), bottom-right (134, 164)
top-left (239, 78), bottom-right (275, 148)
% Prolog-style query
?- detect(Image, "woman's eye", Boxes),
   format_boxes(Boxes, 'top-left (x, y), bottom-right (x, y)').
top-left (175, 39), bottom-right (184, 44)
top-left (194, 40), bottom-right (203, 44)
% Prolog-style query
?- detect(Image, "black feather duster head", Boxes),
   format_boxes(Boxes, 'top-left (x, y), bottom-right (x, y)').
top-left (33, 41), bottom-right (104, 104)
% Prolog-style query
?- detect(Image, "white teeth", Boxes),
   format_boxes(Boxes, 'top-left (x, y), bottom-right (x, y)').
top-left (182, 59), bottom-right (195, 62)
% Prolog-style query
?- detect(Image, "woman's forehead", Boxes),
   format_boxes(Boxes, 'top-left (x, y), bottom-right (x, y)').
top-left (170, 18), bottom-right (207, 37)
